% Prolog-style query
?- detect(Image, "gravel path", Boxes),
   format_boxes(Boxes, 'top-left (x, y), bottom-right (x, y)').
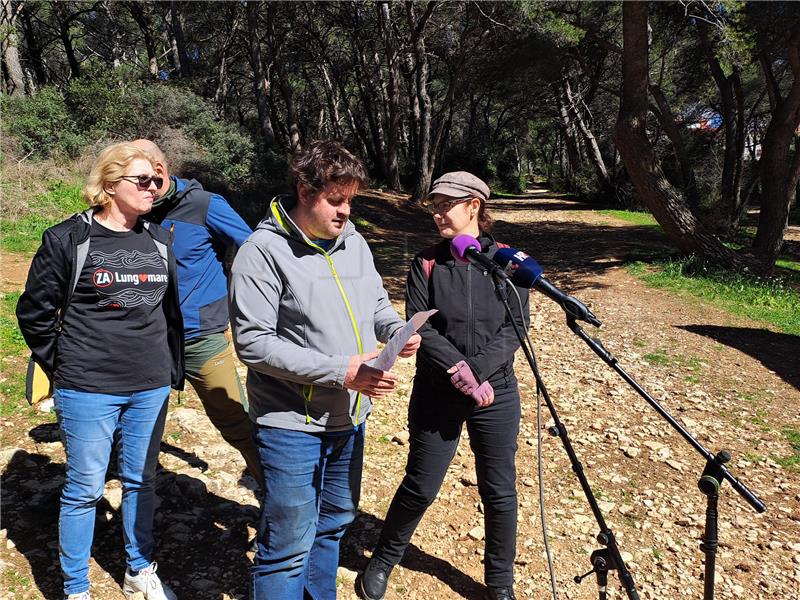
top-left (2, 190), bottom-right (798, 599)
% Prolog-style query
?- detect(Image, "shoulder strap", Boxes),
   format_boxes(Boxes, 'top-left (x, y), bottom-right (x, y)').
top-left (69, 210), bottom-right (93, 298)
top-left (69, 209), bottom-right (94, 295)
top-left (422, 257), bottom-right (434, 279)
top-left (421, 241), bottom-right (508, 278)
top-left (145, 223), bottom-right (170, 270)
top-left (419, 245), bottom-right (438, 280)
top-left (56, 210), bottom-right (93, 331)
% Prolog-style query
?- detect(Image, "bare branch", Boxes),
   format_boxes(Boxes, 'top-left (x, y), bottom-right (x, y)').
top-left (470, 1), bottom-right (513, 32)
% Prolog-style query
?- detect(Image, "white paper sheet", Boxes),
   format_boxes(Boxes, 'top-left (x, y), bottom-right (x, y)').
top-left (373, 309), bottom-right (437, 372)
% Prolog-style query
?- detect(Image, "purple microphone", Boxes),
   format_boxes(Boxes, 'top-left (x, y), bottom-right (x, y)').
top-left (449, 234), bottom-right (509, 279)
top-left (450, 234), bottom-right (480, 264)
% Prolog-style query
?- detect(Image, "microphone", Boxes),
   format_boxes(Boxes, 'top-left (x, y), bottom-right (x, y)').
top-left (493, 247), bottom-right (602, 327)
top-left (450, 235), bottom-right (510, 280)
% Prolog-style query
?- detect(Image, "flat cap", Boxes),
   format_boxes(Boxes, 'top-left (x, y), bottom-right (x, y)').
top-left (428, 171), bottom-right (490, 201)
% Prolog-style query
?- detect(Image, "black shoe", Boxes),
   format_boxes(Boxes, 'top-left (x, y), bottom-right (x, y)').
top-left (486, 586), bottom-right (516, 600)
top-left (359, 558), bottom-right (392, 600)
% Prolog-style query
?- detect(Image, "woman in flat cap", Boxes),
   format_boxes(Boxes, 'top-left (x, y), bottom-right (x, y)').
top-left (360, 172), bottom-right (530, 600)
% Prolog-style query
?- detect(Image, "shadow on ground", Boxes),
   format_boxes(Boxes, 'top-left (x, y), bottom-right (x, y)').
top-left (678, 325), bottom-right (800, 390)
top-left (2, 444), bottom-right (253, 599)
top-left (342, 511), bottom-right (485, 599)
top-left (353, 192), bottom-right (672, 302)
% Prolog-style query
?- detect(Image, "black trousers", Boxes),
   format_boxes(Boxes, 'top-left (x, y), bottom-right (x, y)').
top-left (373, 378), bottom-right (521, 587)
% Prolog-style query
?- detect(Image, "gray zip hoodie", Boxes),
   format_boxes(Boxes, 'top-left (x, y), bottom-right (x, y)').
top-left (229, 195), bottom-right (405, 432)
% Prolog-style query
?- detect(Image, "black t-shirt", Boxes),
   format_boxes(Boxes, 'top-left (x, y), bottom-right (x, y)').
top-left (55, 219), bottom-right (172, 393)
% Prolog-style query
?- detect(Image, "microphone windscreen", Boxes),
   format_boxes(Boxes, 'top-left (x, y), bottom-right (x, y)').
top-left (493, 247), bottom-right (544, 288)
top-left (450, 234), bottom-right (480, 264)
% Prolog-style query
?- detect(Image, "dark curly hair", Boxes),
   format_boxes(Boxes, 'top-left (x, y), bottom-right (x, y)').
top-left (288, 140), bottom-right (368, 194)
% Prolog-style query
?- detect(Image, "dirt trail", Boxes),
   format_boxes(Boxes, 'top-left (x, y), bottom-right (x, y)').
top-left (1, 190), bottom-right (798, 599)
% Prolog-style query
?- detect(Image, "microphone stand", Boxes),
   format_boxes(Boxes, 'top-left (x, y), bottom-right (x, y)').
top-left (491, 272), bottom-right (641, 600)
top-left (564, 315), bottom-right (767, 600)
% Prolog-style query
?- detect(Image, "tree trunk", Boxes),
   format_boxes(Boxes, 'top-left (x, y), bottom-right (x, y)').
top-left (698, 25), bottom-right (743, 229)
top-left (169, 1), bottom-right (190, 76)
top-left (317, 63), bottom-right (342, 140)
top-left (214, 50), bottom-right (228, 113)
top-left (126, 2), bottom-right (158, 78)
top-left (733, 73), bottom-right (746, 222)
top-left (275, 62), bottom-right (300, 151)
top-left (53, 2), bottom-right (81, 78)
top-left (1, 0), bottom-right (26, 95)
top-left (303, 6), bottom-right (370, 159)
top-left (649, 82), bottom-right (701, 209)
top-left (246, 1), bottom-right (275, 147)
top-left (402, 48), bottom-right (419, 165)
top-left (732, 161), bottom-right (761, 230)
top-left (267, 4), bottom-right (300, 152)
top-left (163, 4), bottom-right (181, 76)
top-left (379, 1), bottom-right (401, 190)
top-left (102, 1), bottom-right (124, 69)
top-left (614, 1), bottom-right (755, 271)
top-left (351, 36), bottom-right (388, 181)
top-left (753, 26), bottom-right (800, 264)
top-left (557, 87), bottom-right (581, 184)
top-left (563, 76), bottom-right (610, 191)
top-left (213, 5), bottom-right (241, 115)
top-left (19, 3), bottom-right (46, 85)
top-left (406, 2), bottom-right (436, 202)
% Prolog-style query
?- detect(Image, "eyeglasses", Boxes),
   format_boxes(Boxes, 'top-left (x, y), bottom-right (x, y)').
top-left (421, 197), bottom-right (472, 215)
top-left (118, 175), bottom-right (164, 189)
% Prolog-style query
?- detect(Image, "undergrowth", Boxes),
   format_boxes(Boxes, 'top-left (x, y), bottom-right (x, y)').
top-left (0, 180), bottom-right (85, 252)
top-left (627, 255), bottom-right (800, 336)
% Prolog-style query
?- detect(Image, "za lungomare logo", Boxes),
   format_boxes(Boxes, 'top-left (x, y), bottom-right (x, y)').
top-left (93, 268), bottom-right (168, 287)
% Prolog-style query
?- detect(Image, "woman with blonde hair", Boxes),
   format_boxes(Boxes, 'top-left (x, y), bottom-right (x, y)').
top-left (16, 142), bottom-right (184, 600)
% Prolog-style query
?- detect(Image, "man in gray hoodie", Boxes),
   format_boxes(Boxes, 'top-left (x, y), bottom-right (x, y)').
top-left (229, 140), bottom-right (420, 600)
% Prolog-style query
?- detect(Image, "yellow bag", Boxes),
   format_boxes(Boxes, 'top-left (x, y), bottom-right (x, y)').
top-left (25, 357), bottom-right (53, 405)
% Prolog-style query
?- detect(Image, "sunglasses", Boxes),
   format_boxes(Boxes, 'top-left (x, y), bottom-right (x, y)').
top-left (421, 197), bottom-right (472, 215)
top-left (118, 175), bottom-right (164, 189)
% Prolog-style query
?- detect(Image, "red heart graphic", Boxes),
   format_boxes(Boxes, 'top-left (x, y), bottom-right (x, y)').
top-left (139, 273), bottom-right (148, 283)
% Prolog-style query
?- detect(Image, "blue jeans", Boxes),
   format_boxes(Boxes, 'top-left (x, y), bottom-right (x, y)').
top-left (251, 425), bottom-right (364, 600)
top-left (54, 386), bottom-right (170, 596)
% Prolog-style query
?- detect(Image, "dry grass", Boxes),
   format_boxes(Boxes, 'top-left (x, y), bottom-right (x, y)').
top-left (1, 138), bottom-right (89, 220)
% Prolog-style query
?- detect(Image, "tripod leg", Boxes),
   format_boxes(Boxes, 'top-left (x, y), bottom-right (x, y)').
top-left (699, 475), bottom-right (720, 600)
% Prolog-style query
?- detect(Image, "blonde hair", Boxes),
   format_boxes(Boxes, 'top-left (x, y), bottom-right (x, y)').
top-left (83, 143), bottom-right (156, 209)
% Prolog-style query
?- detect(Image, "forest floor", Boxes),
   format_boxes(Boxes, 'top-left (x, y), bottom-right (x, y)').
top-left (2, 187), bottom-right (799, 600)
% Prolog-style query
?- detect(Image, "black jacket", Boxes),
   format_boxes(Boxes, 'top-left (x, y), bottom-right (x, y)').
top-left (406, 234), bottom-right (530, 391)
top-left (16, 210), bottom-right (185, 390)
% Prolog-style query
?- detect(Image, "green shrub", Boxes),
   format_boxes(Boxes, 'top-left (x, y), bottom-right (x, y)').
top-left (2, 87), bottom-right (86, 159)
top-left (65, 62), bottom-right (145, 139)
top-left (10, 62), bottom-right (259, 188)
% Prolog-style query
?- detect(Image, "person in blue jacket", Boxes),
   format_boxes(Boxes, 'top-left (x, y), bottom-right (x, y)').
top-left (132, 139), bottom-right (262, 492)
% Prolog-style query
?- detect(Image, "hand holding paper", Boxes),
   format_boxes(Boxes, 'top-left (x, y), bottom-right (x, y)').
top-left (343, 350), bottom-right (397, 398)
top-left (398, 333), bottom-right (421, 357)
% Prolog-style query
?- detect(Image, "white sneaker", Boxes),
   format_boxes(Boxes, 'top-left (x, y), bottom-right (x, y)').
top-left (122, 562), bottom-right (177, 600)
top-left (66, 593), bottom-right (91, 600)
